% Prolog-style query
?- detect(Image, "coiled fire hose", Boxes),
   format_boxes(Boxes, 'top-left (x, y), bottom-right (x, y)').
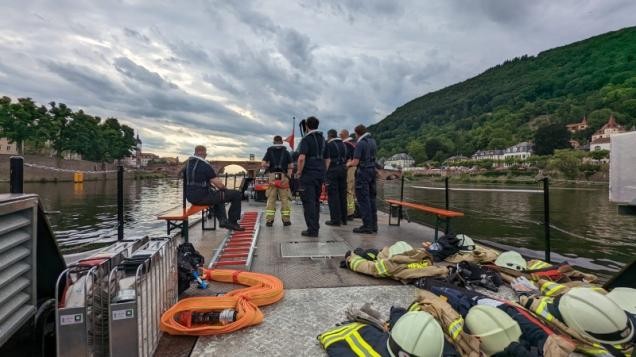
top-left (160, 269), bottom-right (284, 335)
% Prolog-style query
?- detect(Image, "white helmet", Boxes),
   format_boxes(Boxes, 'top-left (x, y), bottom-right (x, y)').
top-left (388, 241), bottom-right (414, 258)
top-left (560, 288), bottom-right (633, 344)
top-left (494, 251), bottom-right (527, 271)
top-left (388, 311), bottom-right (444, 357)
top-left (607, 287), bottom-right (636, 314)
top-left (457, 234), bottom-right (476, 251)
top-left (466, 305), bottom-right (522, 356)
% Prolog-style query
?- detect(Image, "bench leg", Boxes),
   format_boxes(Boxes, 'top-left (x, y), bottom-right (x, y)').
top-left (388, 204), bottom-right (401, 227)
top-left (182, 218), bottom-right (189, 242)
top-left (202, 209), bottom-right (216, 231)
top-left (445, 217), bottom-right (450, 234)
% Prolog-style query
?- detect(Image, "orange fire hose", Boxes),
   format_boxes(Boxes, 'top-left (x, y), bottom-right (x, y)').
top-left (160, 269), bottom-right (284, 336)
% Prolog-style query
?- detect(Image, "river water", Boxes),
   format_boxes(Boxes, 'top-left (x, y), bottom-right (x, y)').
top-left (1, 178), bottom-right (634, 273)
top-left (382, 179), bottom-right (635, 274)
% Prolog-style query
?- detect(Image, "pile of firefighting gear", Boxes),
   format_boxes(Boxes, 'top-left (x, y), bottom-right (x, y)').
top-left (329, 239), bottom-right (635, 356)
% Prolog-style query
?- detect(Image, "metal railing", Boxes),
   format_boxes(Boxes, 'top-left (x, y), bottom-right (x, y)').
top-left (393, 175), bottom-right (553, 262)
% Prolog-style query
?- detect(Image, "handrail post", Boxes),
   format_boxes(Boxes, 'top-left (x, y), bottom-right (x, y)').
top-left (224, 172), bottom-right (228, 187)
top-left (398, 174), bottom-right (405, 224)
top-left (117, 165), bottom-right (124, 241)
top-left (444, 176), bottom-right (450, 233)
top-left (182, 168), bottom-right (187, 210)
top-left (543, 177), bottom-right (551, 263)
top-left (10, 156), bottom-right (24, 194)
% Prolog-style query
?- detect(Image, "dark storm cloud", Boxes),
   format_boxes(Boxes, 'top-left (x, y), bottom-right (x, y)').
top-left (114, 57), bottom-right (178, 90)
top-left (1, 0), bottom-right (635, 158)
top-left (45, 61), bottom-right (123, 99)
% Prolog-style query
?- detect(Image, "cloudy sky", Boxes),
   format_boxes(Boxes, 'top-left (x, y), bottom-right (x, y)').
top-left (1, 1), bottom-right (635, 159)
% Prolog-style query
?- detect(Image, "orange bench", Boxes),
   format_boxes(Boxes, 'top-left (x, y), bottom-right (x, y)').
top-left (157, 204), bottom-right (216, 242)
top-left (385, 199), bottom-right (464, 241)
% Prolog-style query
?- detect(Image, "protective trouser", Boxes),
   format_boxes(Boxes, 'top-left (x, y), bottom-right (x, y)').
top-left (346, 166), bottom-right (356, 216)
top-left (265, 173), bottom-right (291, 223)
top-left (187, 189), bottom-right (242, 223)
top-left (300, 174), bottom-right (323, 234)
top-left (355, 166), bottom-right (377, 229)
top-left (318, 322), bottom-right (388, 357)
top-left (326, 165), bottom-right (347, 224)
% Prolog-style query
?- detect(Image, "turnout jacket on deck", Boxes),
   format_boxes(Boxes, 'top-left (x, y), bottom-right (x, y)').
top-left (345, 246), bottom-right (448, 282)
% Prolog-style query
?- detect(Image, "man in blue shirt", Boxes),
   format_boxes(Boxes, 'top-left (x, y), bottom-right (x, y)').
top-left (347, 125), bottom-right (377, 234)
top-left (295, 116), bottom-right (326, 237)
top-left (184, 145), bottom-right (245, 231)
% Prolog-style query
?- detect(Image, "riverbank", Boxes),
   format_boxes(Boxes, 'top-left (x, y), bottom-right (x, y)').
top-left (406, 172), bottom-right (609, 186)
top-left (0, 154), bottom-right (167, 182)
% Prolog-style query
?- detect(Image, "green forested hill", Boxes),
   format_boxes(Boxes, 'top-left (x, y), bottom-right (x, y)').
top-left (370, 27), bottom-right (636, 163)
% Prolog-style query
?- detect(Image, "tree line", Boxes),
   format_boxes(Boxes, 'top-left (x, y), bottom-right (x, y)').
top-left (370, 26), bottom-right (636, 164)
top-left (0, 96), bottom-right (137, 162)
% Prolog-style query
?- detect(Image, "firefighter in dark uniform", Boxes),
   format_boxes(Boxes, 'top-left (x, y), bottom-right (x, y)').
top-left (295, 116), bottom-right (326, 237)
top-left (261, 135), bottom-right (293, 227)
top-left (324, 129), bottom-right (348, 226)
top-left (347, 124), bottom-right (378, 234)
top-left (340, 129), bottom-right (357, 219)
top-left (184, 145), bottom-right (245, 231)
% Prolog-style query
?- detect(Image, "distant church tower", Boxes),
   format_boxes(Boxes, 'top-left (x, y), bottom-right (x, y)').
top-left (135, 133), bottom-right (142, 168)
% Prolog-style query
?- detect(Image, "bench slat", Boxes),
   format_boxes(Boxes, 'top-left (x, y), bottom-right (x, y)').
top-left (385, 199), bottom-right (464, 218)
top-left (157, 205), bottom-right (208, 220)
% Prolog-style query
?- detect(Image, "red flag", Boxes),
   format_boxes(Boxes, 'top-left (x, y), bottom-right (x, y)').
top-left (284, 117), bottom-right (295, 150)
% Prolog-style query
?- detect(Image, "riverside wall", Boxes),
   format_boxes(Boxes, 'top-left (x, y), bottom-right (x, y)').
top-left (0, 154), bottom-right (119, 182)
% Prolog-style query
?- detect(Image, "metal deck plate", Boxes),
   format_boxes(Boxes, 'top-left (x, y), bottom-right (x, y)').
top-left (280, 240), bottom-right (351, 258)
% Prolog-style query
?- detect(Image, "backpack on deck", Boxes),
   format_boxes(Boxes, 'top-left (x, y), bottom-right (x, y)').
top-left (177, 242), bottom-right (205, 295)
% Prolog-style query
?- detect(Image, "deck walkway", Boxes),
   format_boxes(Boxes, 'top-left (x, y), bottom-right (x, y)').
top-left (156, 198), bottom-right (441, 357)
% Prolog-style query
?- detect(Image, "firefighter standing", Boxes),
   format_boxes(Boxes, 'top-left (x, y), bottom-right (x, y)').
top-left (325, 129), bottom-right (348, 226)
top-left (340, 129), bottom-right (357, 219)
top-left (296, 116), bottom-right (326, 237)
top-left (261, 135), bottom-right (293, 227)
top-left (347, 124), bottom-right (378, 234)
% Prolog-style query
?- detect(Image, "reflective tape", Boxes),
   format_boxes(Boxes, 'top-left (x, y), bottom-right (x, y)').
top-left (406, 260), bottom-right (430, 269)
top-left (536, 299), bottom-right (554, 322)
top-left (540, 281), bottom-right (565, 297)
top-left (374, 260), bottom-right (389, 277)
top-left (346, 330), bottom-right (382, 357)
top-left (349, 257), bottom-right (366, 271)
top-left (448, 317), bottom-right (464, 341)
top-left (529, 260), bottom-right (552, 270)
top-left (408, 302), bottom-right (421, 312)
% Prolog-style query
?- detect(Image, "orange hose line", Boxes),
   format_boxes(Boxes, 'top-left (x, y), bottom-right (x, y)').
top-left (160, 269), bottom-right (284, 336)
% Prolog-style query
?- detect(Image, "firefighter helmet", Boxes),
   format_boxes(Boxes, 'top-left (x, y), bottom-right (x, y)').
top-left (388, 311), bottom-right (444, 357)
top-left (494, 251), bottom-right (527, 271)
top-left (559, 287), bottom-right (633, 344)
top-left (466, 304), bottom-right (522, 356)
top-left (607, 287), bottom-right (636, 314)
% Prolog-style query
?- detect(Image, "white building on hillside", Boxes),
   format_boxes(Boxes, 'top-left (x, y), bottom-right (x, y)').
top-left (503, 142), bottom-right (533, 161)
top-left (590, 115), bottom-right (626, 152)
top-left (472, 149), bottom-right (504, 161)
top-left (385, 153), bottom-right (415, 169)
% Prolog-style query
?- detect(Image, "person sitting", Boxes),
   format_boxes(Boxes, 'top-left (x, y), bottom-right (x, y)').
top-left (184, 145), bottom-right (245, 231)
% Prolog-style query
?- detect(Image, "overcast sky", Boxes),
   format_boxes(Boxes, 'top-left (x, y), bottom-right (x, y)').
top-left (1, 1), bottom-right (635, 159)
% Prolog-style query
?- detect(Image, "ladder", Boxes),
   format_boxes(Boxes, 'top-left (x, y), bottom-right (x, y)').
top-left (208, 211), bottom-right (260, 270)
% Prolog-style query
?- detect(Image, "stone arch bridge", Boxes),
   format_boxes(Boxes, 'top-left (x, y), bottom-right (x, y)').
top-left (209, 160), bottom-right (262, 177)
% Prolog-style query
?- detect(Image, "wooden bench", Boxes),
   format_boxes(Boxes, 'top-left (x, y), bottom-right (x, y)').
top-left (157, 204), bottom-right (216, 242)
top-left (385, 199), bottom-right (464, 241)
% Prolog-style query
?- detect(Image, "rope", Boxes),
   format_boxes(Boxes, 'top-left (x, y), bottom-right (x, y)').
top-left (411, 185), bottom-right (543, 194)
top-left (23, 162), bottom-right (119, 174)
top-left (159, 269), bottom-right (284, 336)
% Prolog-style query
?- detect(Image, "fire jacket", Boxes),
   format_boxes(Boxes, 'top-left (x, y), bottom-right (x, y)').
top-left (345, 247), bottom-right (448, 282)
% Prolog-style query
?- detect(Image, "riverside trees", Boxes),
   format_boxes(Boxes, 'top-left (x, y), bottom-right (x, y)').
top-left (0, 96), bottom-right (136, 162)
